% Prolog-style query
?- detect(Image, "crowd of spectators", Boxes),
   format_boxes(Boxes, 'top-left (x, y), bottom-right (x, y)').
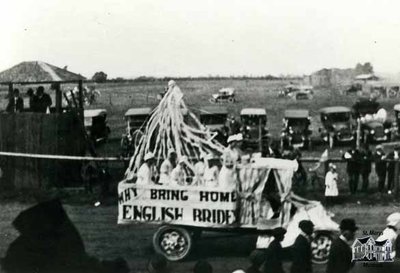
top-left (145, 216), bottom-right (400, 273)
top-left (6, 86), bottom-right (52, 113)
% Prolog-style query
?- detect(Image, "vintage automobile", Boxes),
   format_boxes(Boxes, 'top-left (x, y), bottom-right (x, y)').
top-left (319, 106), bottom-right (355, 148)
top-left (281, 109), bottom-right (312, 149)
top-left (210, 88), bottom-right (236, 103)
top-left (121, 107), bottom-right (152, 157)
top-left (83, 109), bottom-right (110, 144)
top-left (240, 108), bottom-right (270, 151)
top-left (199, 106), bottom-right (229, 145)
top-left (352, 98), bottom-right (391, 144)
top-left (118, 158), bottom-right (339, 263)
top-left (279, 84), bottom-right (314, 99)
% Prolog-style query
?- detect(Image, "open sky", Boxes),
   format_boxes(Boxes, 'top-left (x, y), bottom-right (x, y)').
top-left (2, 0), bottom-right (400, 78)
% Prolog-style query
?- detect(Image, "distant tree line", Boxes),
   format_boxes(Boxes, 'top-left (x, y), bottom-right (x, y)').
top-left (102, 74), bottom-right (303, 83)
top-left (354, 62), bottom-right (374, 75)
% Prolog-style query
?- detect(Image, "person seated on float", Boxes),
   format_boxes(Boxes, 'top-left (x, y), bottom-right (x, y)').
top-left (219, 134), bottom-right (241, 190)
top-left (193, 152), bottom-right (206, 186)
top-left (136, 152), bottom-right (156, 186)
top-left (203, 153), bottom-right (220, 188)
top-left (170, 156), bottom-right (190, 186)
top-left (159, 148), bottom-right (177, 185)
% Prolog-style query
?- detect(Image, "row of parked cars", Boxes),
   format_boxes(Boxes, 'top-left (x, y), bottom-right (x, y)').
top-left (83, 98), bottom-right (400, 152)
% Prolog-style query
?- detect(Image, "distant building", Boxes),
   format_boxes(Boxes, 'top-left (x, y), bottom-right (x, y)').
top-left (354, 74), bottom-right (380, 84)
top-left (352, 236), bottom-right (392, 262)
top-left (305, 68), bottom-right (356, 87)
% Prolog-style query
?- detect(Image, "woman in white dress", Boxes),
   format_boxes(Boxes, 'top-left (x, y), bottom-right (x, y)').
top-left (218, 135), bottom-right (241, 190)
top-left (325, 163), bottom-right (338, 206)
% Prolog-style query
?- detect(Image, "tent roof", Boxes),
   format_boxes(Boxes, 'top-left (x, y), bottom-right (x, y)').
top-left (284, 109), bottom-right (309, 118)
top-left (125, 107), bottom-right (152, 116)
top-left (200, 106), bottom-right (228, 115)
top-left (84, 109), bottom-right (107, 118)
top-left (240, 108), bottom-right (266, 116)
top-left (0, 61), bottom-right (86, 82)
top-left (319, 106), bottom-right (351, 114)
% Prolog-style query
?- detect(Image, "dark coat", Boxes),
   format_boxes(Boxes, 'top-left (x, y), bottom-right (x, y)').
top-left (343, 149), bottom-right (361, 174)
top-left (35, 93), bottom-right (52, 113)
top-left (373, 150), bottom-right (386, 176)
top-left (326, 237), bottom-right (353, 273)
top-left (6, 97), bottom-right (24, 113)
top-left (359, 149), bottom-right (373, 174)
top-left (290, 234), bottom-right (312, 273)
top-left (264, 239), bottom-right (285, 273)
top-left (386, 151), bottom-right (398, 175)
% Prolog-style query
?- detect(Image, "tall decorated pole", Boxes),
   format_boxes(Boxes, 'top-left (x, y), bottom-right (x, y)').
top-left (125, 80), bottom-right (225, 180)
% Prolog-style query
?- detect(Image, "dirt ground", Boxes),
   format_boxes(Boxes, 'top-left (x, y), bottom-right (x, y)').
top-left (1, 201), bottom-right (399, 273)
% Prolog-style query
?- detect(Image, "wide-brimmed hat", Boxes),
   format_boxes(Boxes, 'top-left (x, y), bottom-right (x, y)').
top-left (339, 218), bottom-right (358, 232)
top-left (386, 212), bottom-right (400, 227)
top-left (144, 152), bottom-right (155, 161)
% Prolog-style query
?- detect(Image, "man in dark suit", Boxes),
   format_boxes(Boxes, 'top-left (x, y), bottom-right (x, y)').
top-left (290, 220), bottom-right (314, 273)
top-left (374, 145), bottom-right (387, 193)
top-left (386, 145), bottom-right (400, 193)
top-left (343, 148), bottom-right (361, 194)
top-left (6, 88), bottom-right (24, 113)
top-left (359, 144), bottom-right (373, 192)
top-left (264, 227), bottom-right (287, 273)
top-left (326, 218), bottom-right (358, 273)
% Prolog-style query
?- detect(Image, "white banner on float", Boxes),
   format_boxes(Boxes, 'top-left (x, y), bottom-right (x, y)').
top-left (117, 182), bottom-right (239, 227)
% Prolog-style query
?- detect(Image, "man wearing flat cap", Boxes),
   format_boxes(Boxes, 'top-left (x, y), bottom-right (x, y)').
top-left (291, 220), bottom-right (314, 273)
top-left (264, 227), bottom-right (287, 273)
top-left (326, 218), bottom-right (358, 273)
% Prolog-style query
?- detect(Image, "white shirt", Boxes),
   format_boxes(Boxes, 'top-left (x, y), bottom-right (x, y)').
top-left (136, 163), bottom-right (153, 186)
top-left (203, 166), bottom-right (219, 187)
top-left (159, 159), bottom-right (174, 184)
top-left (171, 165), bottom-right (186, 186)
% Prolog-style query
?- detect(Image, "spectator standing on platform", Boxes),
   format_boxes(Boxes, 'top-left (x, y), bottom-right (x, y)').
top-left (326, 218), bottom-right (358, 273)
top-left (35, 86), bottom-right (52, 113)
top-left (291, 220), bottom-right (314, 273)
top-left (343, 147), bottom-right (361, 194)
top-left (374, 145), bottom-right (387, 193)
top-left (264, 227), bottom-right (287, 273)
top-left (325, 163), bottom-right (338, 206)
top-left (26, 88), bottom-right (37, 111)
top-left (6, 88), bottom-right (24, 113)
top-left (386, 145), bottom-right (400, 194)
top-left (359, 144), bottom-right (373, 192)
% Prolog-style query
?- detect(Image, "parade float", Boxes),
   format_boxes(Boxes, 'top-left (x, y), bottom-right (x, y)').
top-left (118, 81), bottom-right (339, 263)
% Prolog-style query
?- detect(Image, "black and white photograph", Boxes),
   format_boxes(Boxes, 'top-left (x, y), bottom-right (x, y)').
top-left (1, 0), bottom-right (400, 272)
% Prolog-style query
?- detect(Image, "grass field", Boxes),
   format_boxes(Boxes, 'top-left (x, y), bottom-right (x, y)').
top-left (1, 202), bottom-right (400, 273)
top-left (1, 80), bottom-right (400, 272)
